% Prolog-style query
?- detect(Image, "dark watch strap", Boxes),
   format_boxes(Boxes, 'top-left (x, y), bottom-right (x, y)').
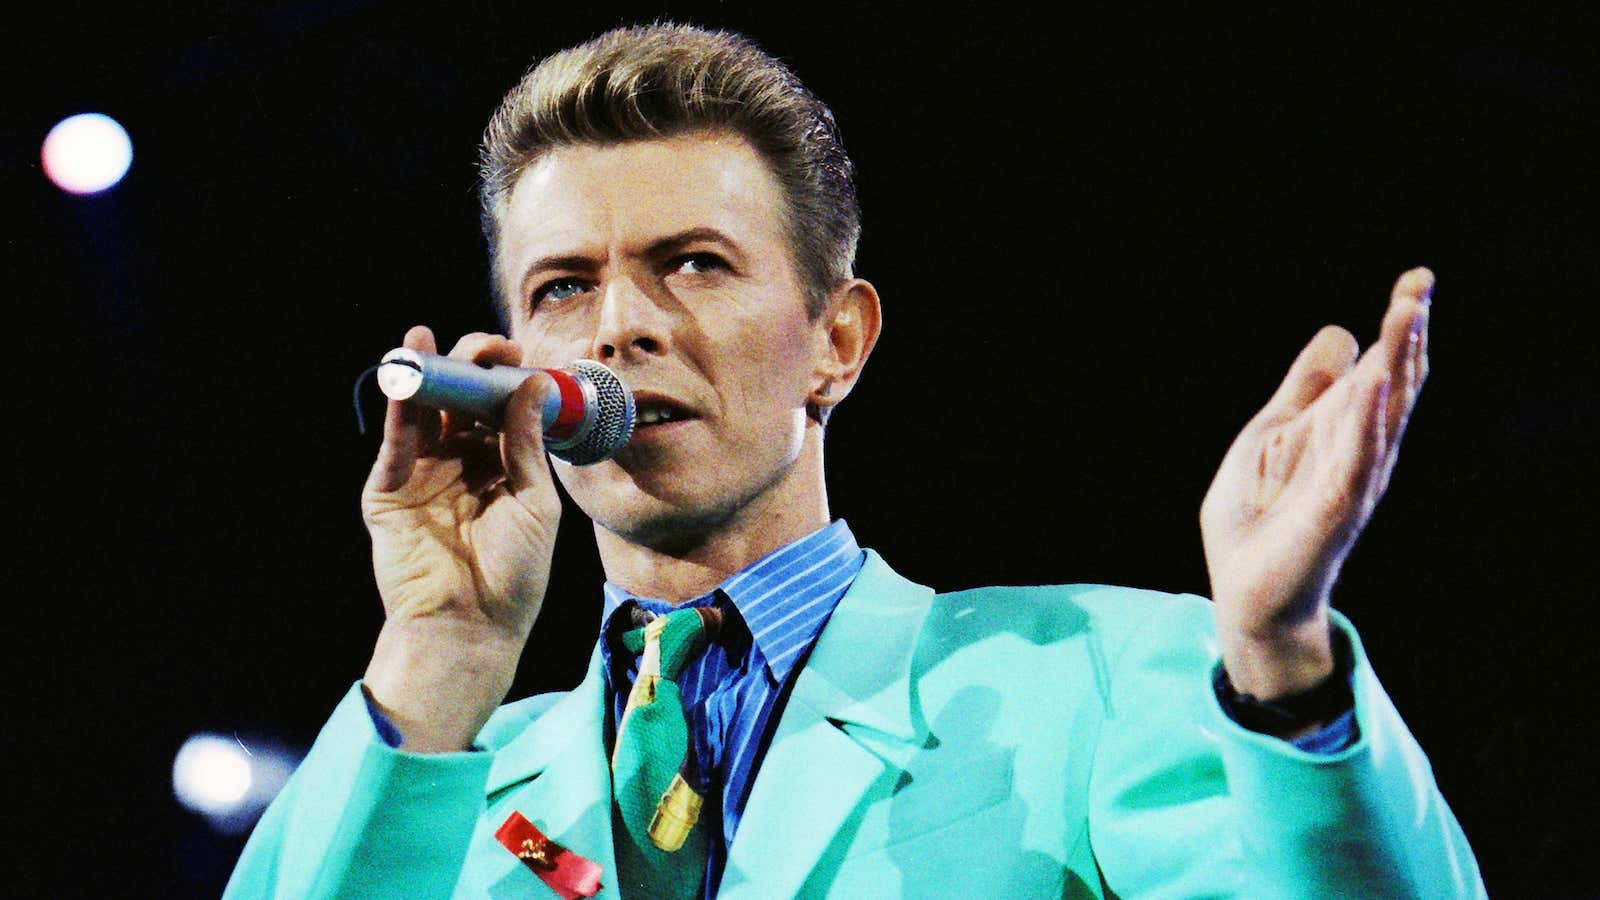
top-left (1214, 639), bottom-right (1355, 737)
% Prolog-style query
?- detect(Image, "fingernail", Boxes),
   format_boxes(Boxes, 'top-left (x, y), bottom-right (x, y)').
top-left (1415, 268), bottom-right (1435, 304)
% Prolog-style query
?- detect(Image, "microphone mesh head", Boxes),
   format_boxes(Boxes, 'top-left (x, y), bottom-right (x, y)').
top-left (550, 360), bottom-right (635, 465)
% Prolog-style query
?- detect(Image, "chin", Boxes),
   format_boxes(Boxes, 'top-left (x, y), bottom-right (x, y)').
top-left (588, 490), bottom-right (751, 557)
top-left (555, 416), bottom-right (811, 554)
top-left (558, 460), bottom-right (744, 553)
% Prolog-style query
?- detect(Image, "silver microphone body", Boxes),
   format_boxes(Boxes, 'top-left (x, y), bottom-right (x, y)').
top-left (376, 348), bottom-right (635, 465)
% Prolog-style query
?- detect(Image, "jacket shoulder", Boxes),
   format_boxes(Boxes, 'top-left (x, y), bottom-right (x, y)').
top-left (923, 582), bottom-right (1214, 653)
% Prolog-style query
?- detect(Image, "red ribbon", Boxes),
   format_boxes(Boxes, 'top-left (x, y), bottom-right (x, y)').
top-left (494, 811), bottom-right (604, 899)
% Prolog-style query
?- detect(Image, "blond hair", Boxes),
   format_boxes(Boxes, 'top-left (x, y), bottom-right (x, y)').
top-left (478, 23), bottom-right (860, 321)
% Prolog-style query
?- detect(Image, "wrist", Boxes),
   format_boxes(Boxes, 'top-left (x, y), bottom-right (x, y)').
top-left (1217, 609), bottom-right (1336, 701)
top-left (1215, 651), bottom-right (1353, 741)
top-left (363, 617), bottom-right (527, 753)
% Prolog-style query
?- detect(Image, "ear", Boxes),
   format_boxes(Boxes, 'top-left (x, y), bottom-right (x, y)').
top-left (808, 278), bottom-right (882, 420)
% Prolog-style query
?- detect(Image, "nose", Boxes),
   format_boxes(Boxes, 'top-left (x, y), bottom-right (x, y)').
top-left (591, 275), bottom-right (667, 363)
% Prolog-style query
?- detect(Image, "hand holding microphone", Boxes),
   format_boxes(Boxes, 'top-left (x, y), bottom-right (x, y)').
top-left (360, 327), bottom-right (595, 753)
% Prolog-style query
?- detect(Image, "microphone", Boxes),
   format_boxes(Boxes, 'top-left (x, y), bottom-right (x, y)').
top-left (375, 348), bottom-right (636, 465)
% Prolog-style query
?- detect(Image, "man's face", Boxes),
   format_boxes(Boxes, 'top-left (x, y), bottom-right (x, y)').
top-left (496, 132), bottom-right (828, 548)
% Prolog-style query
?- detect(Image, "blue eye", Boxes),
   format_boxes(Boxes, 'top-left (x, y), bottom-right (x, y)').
top-left (533, 278), bottom-right (589, 305)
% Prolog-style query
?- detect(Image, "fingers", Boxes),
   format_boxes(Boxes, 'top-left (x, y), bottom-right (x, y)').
top-left (1384, 268), bottom-right (1432, 452)
top-left (1259, 325), bottom-right (1359, 426)
top-left (445, 331), bottom-right (522, 366)
top-left (440, 332), bottom-right (525, 435)
top-left (500, 374), bottom-right (555, 506)
top-left (368, 328), bottom-right (530, 496)
top-left (432, 331), bottom-right (528, 493)
top-left (1327, 373), bottom-right (1390, 535)
top-left (1359, 267), bottom-right (1433, 487)
top-left (1393, 265), bottom-right (1436, 304)
top-left (1325, 267), bottom-right (1433, 518)
top-left (368, 325), bottom-right (441, 493)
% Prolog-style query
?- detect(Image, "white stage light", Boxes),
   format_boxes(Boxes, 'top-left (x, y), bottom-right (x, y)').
top-left (41, 113), bottom-right (133, 195)
top-left (173, 732), bottom-right (299, 833)
top-left (173, 734), bottom-right (254, 816)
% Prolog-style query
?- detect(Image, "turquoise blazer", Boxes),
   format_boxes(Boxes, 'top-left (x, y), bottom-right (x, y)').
top-left (226, 551), bottom-right (1485, 897)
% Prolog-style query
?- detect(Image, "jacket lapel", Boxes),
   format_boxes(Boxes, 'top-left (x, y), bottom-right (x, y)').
top-left (720, 550), bottom-right (934, 898)
top-left (484, 648), bottom-right (620, 898)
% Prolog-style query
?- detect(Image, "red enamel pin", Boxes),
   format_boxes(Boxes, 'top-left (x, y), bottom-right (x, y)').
top-left (495, 811), bottom-right (604, 899)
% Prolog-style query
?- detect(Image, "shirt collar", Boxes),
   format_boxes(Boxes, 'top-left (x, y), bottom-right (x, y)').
top-left (599, 519), bottom-right (863, 683)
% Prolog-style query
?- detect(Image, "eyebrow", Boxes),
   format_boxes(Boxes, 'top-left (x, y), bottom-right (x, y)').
top-left (515, 227), bottom-right (746, 296)
top-left (643, 227), bottom-right (745, 263)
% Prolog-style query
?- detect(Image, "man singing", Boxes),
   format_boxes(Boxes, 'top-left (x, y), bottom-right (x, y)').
top-left (227, 23), bottom-right (1484, 898)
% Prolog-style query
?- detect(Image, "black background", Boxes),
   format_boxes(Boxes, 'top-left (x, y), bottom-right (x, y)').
top-left (6, 2), bottom-right (1596, 896)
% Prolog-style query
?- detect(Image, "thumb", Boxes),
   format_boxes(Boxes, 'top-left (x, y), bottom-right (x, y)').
top-left (500, 373), bottom-right (557, 507)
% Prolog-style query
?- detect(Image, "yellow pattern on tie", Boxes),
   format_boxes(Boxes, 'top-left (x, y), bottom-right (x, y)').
top-left (611, 606), bottom-right (721, 898)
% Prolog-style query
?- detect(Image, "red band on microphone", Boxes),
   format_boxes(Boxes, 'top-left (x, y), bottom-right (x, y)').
top-left (544, 368), bottom-right (586, 440)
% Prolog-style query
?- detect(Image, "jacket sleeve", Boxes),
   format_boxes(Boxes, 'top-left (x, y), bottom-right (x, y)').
top-left (223, 682), bottom-right (495, 899)
top-left (1086, 601), bottom-right (1486, 899)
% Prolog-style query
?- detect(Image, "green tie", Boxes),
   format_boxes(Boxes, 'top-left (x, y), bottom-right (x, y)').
top-left (611, 606), bottom-right (722, 899)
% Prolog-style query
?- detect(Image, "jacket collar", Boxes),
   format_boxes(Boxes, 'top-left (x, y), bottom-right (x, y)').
top-left (721, 550), bottom-right (935, 896)
top-left (781, 548), bottom-right (931, 743)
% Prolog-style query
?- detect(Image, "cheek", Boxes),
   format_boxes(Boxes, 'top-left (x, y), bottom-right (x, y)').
top-left (771, 321), bottom-right (823, 389)
top-left (737, 334), bottom-right (816, 418)
top-left (512, 327), bottom-right (581, 369)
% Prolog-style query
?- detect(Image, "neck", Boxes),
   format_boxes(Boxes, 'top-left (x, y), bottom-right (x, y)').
top-left (595, 426), bottom-right (830, 602)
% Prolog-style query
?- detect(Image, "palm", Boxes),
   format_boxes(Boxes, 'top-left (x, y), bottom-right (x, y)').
top-left (1201, 269), bottom-right (1432, 641)
top-left (365, 449), bottom-right (558, 633)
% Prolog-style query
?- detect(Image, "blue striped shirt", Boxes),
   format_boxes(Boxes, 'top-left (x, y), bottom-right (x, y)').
top-left (598, 519), bottom-right (864, 897)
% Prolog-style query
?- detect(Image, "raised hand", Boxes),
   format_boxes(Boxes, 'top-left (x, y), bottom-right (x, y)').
top-left (1200, 268), bottom-right (1433, 699)
top-left (360, 325), bottom-right (564, 751)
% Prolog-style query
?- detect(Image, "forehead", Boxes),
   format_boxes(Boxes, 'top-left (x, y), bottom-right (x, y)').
top-left (496, 133), bottom-right (789, 281)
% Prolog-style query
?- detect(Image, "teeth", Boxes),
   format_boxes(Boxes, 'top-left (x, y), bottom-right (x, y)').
top-left (638, 406), bottom-right (678, 425)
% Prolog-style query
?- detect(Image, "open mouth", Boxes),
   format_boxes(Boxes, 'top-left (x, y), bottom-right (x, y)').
top-left (632, 395), bottom-right (698, 429)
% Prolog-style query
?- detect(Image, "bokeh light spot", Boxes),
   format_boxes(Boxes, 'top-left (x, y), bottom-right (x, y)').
top-left (41, 113), bottom-right (133, 195)
top-left (173, 734), bottom-right (254, 816)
